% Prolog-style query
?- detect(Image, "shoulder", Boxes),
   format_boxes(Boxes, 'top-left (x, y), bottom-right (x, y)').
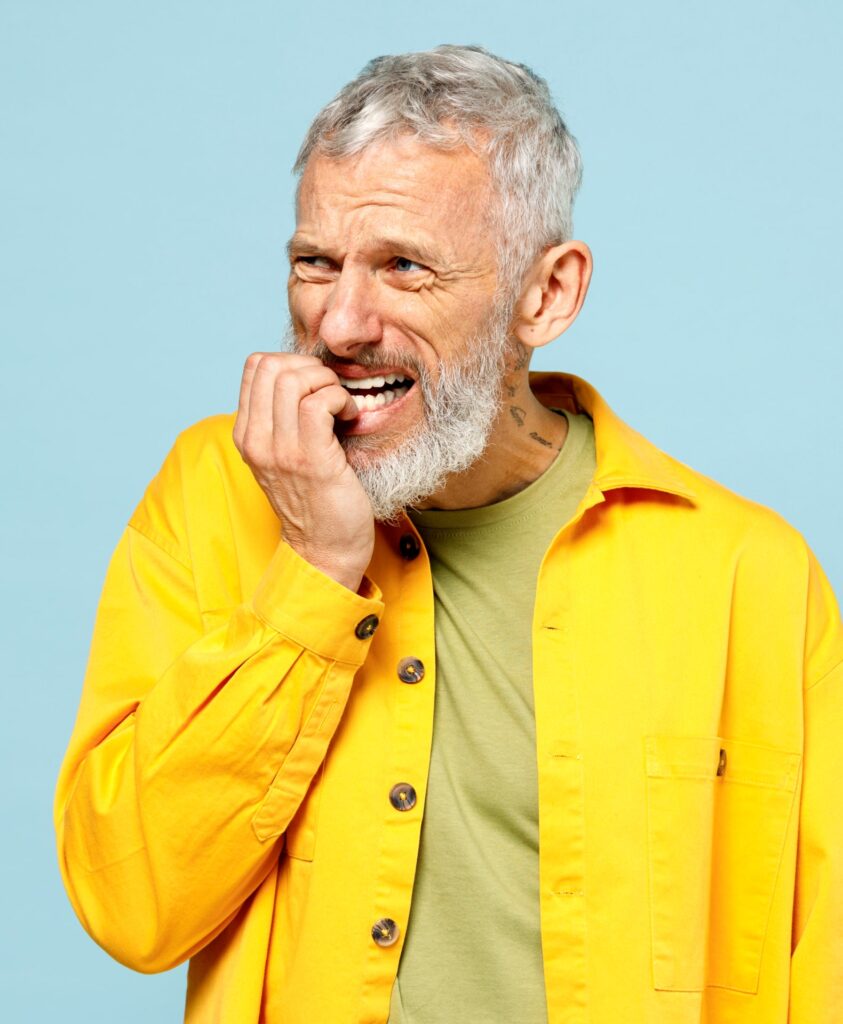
top-left (138, 411), bottom-right (244, 501)
top-left (670, 452), bottom-right (806, 547)
top-left (128, 412), bottom-right (268, 559)
top-left (170, 411), bottom-right (239, 464)
top-left (637, 440), bottom-right (822, 595)
top-left (660, 452), bottom-right (843, 686)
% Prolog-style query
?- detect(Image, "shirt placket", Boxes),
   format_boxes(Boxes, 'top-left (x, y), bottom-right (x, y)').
top-left (533, 486), bottom-right (606, 1024)
top-left (357, 521), bottom-right (437, 1024)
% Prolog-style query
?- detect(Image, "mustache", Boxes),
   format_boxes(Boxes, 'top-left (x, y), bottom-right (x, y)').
top-left (295, 338), bottom-right (430, 383)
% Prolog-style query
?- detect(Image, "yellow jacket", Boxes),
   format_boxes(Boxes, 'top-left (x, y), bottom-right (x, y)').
top-left (55, 374), bottom-right (843, 1023)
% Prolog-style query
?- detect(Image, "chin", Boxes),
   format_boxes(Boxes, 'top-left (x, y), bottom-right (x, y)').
top-left (340, 435), bottom-right (393, 469)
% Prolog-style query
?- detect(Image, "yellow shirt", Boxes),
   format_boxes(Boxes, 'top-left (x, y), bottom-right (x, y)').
top-left (55, 374), bottom-right (843, 1024)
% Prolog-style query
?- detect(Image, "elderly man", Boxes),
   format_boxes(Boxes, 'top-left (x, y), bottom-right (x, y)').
top-left (56, 45), bottom-right (842, 1024)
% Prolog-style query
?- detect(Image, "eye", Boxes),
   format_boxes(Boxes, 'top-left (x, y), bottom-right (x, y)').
top-left (393, 257), bottom-right (425, 273)
top-left (297, 255), bottom-right (333, 269)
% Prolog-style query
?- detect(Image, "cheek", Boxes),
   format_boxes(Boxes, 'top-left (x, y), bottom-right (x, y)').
top-left (387, 292), bottom-right (462, 352)
top-left (399, 294), bottom-right (488, 359)
top-left (288, 281), bottom-right (325, 339)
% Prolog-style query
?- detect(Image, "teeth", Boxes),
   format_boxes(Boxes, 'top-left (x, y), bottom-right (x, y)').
top-left (340, 374), bottom-right (409, 390)
top-left (349, 385), bottom-right (410, 411)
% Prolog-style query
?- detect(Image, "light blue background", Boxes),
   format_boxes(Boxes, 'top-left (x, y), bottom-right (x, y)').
top-left (2, 1), bottom-right (841, 1019)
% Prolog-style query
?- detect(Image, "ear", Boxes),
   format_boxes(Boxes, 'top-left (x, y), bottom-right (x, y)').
top-left (512, 241), bottom-right (593, 349)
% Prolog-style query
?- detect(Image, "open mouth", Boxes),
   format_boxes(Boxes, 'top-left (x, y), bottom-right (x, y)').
top-left (337, 373), bottom-right (415, 412)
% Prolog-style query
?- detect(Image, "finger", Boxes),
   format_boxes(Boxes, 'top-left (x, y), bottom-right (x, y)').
top-left (242, 354), bottom-right (286, 453)
top-left (234, 352), bottom-right (268, 450)
top-left (235, 352), bottom-right (326, 445)
top-left (297, 383), bottom-right (360, 453)
top-left (272, 364), bottom-right (349, 446)
top-left (237, 352), bottom-right (264, 418)
top-left (335, 388), bottom-right (361, 422)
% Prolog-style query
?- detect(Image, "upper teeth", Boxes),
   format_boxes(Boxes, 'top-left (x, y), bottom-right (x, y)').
top-left (339, 373), bottom-right (410, 390)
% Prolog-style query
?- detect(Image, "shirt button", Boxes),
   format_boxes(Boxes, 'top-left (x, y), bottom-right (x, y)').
top-left (397, 657), bottom-right (425, 684)
top-left (399, 533), bottom-right (421, 560)
top-left (389, 783), bottom-right (417, 811)
top-left (371, 918), bottom-right (400, 947)
top-left (355, 614), bottom-right (380, 640)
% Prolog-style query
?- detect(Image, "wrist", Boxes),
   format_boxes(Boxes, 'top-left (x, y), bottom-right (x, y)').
top-left (284, 540), bottom-right (369, 593)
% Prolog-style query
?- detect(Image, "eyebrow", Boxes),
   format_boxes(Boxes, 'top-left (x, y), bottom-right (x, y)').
top-left (286, 234), bottom-right (448, 268)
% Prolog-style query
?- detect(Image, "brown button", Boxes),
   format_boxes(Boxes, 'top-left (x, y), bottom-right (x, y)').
top-left (389, 783), bottom-right (417, 812)
top-left (371, 917), bottom-right (400, 947)
top-left (397, 657), bottom-right (425, 684)
top-left (355, 614), bottom-right (380, 640)
top-left (399, 533), bottom-right (421, 560)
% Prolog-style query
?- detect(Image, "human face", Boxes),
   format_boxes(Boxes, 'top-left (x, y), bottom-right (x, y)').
top-left (286, 136), bottom-right (503, 456)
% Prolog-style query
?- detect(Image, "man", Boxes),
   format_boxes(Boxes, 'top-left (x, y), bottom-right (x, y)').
top-left (55, 45), bottom-right (842, 1024)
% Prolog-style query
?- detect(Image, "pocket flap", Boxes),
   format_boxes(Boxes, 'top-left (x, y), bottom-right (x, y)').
top-left (645, 735), bottom-right (721, 779)
top-left (645, 735), bottom-right (800, 789)
top-left (713, 738), bottom-right (800, 790)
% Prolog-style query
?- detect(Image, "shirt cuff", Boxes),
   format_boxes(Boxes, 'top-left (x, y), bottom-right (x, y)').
top-left (251, 541), bottom-right (384, 666)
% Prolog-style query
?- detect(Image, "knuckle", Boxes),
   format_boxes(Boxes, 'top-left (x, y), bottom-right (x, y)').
top-left (297, 391), bottom-right (324, 415)
top-left (270, 449), bottom-right (299, 475)
top-left (253, 352), bottom-right (281, 376)
top-left (273, 374), bottom-right (298, 399)
top-left (240, 434), bottom-right (264, 465)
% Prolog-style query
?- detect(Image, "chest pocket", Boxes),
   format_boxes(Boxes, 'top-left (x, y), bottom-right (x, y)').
top-left (644, 735), bottom-right (800, 993)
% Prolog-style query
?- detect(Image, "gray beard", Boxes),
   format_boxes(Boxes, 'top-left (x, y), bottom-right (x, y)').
top-left (280, 309), bottom-right (510, 522)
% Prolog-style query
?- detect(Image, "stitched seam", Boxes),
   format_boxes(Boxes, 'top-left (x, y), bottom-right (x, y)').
top-left (805, 656), bottom-right (843, 693)
top-left (127, 519), bottom-right (192, 570)
top-left (250, 603), bottom-right (366, 668)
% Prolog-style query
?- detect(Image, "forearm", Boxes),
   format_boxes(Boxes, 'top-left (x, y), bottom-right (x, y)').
top-left (55, 531), bottom-right (382, 972)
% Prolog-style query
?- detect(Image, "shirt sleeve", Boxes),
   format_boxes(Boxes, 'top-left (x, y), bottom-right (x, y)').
top-left (54, 521), bottom-right (383, 975)
top-left (789, 549), bottom-right (843, 1020)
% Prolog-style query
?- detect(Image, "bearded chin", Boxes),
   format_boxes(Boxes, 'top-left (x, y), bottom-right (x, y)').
top-left (279, 313), bottom-right (510, 522)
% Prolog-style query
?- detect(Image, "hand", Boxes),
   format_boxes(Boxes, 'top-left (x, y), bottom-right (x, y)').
top-left (233, 352), bottom-right (375, 592)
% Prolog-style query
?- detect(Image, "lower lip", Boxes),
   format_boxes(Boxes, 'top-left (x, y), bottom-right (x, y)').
top-left (341, 384), bottom-right (418, 436)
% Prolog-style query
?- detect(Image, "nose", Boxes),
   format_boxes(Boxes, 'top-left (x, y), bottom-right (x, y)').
top-left (318, 264), bottom-right (383, 358)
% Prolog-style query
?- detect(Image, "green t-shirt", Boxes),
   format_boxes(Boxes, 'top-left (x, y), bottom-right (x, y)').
top-left (389, 409), bottom-right (597, 1024)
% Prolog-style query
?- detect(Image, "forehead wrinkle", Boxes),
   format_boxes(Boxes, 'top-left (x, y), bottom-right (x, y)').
top-left (303, 162), bottom-right (490, 223)
top-left (295, 142), bottom-right (497, 273)
top-left (305, 191), bottom-right (488, 253)
top-left (293, 192), bottom-right (467, 262)
top-left (307, 190), bottom-right (445, 226)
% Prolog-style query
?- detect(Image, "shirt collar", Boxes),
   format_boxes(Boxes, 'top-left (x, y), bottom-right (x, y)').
top-left (530, 372), bottom-right (698, 503)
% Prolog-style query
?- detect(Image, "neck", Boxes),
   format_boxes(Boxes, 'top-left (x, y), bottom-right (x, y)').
top-left (415, 372), bottom-right (568, 511)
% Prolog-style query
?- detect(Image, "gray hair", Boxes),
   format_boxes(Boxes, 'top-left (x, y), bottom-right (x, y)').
top-left (293, 44), bottom-right (582, 296)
